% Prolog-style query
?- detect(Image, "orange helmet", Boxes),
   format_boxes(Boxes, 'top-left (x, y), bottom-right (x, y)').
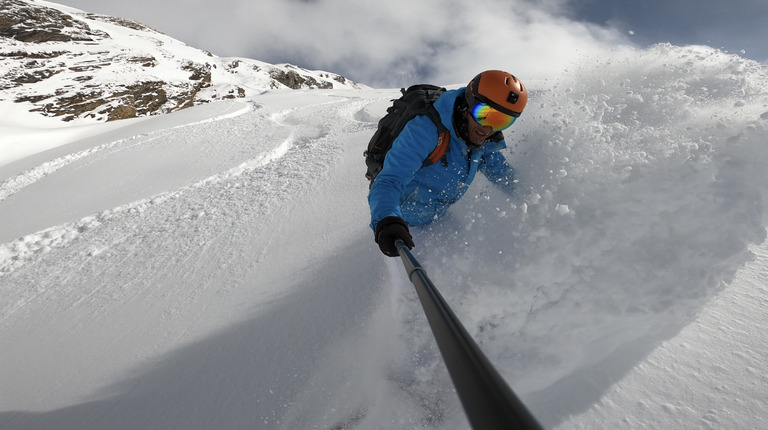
top-left (465, 70), bottom-right (528, 117)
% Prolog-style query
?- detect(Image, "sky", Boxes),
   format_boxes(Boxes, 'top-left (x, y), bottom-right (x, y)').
top-left (55, 0), bottom-right (768, 88)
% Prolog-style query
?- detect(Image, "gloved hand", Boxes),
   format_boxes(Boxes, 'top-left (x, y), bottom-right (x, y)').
top-left (374, 217), bottom-right (414, 257)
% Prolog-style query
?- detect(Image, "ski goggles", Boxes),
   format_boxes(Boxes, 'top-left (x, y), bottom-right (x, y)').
top-left (470, 102), bottom-right (517, 131)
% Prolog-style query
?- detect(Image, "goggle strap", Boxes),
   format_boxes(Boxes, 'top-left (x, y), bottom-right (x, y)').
top-left (469, 87), bottom-right (521, 117)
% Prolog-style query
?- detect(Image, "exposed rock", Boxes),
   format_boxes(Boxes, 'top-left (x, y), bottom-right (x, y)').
top-left (182, 61), bottom-right (212, 82)
top-left (82, 13), bottom-right (155, 32)
top-left (270, 68), bottom-right (334, 90)
top-left (13, 67), bottom-right (61, 84)
top-left (31, 89), bottom-right (105, 121)
top-left (106, 104), bottom-right (137, 121)
top-left (0, 50), bottom-right (66, 58)
top-left (0, 0), bottom-right (108, 43)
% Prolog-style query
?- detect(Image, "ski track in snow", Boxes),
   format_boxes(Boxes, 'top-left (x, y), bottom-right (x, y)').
top-left (2, 45), bottom-right (768, 430)
top-left (0, 90), bottom-right (384, 422)
top-left (1, 96), bottom-right (328, 274)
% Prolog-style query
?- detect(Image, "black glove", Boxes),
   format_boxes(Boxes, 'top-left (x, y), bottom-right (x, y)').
top-left (374, 217), bottom-right (414, 257)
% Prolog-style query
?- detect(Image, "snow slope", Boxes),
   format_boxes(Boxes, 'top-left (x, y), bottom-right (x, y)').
top-left (1, 44), bottom-right (768, 429)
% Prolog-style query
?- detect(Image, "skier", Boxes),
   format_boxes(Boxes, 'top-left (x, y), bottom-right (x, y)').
top-left (368, 70), bottom-right (528, 257)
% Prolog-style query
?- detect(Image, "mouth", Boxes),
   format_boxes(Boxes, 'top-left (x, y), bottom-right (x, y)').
top-left (472, 128), bottom-right (491, 143)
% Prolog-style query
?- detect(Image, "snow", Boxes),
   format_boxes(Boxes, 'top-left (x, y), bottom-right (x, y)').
top-left (2, 42), bottom-right (768, 429)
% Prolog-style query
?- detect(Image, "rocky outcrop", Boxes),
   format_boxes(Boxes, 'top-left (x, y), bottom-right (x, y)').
top-left (0, 0), bottom-right (107, 43)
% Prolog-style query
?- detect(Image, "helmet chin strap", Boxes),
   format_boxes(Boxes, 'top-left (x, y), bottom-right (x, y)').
top-left (467, 140), bottom-right (485, 150)
top-left (453, 94), bottom-right (476, 147)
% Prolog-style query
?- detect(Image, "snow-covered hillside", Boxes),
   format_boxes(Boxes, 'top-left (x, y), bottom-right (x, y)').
top-left (2, 2), bottom-right (768, 430)
top-left (0, 0), bottom-right (359, 125)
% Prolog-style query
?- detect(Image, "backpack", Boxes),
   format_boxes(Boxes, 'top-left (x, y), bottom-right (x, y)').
top-left (364, 84), bottom-right (451, 183)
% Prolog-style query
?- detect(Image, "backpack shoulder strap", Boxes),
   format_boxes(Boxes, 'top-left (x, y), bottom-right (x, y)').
top-left (422, 104), bottom-right (450, 167)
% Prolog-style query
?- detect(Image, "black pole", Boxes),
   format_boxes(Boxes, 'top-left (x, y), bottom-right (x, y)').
top-left (395, 240), bottom-right (544, 430)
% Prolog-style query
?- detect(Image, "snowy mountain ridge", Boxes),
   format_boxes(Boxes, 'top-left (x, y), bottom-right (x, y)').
top-left (0, 0), bottom-right (361, 124)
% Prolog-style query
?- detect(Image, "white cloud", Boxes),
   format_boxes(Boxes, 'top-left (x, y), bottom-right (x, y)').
top-left (61, 0), bottom-right (634, 87)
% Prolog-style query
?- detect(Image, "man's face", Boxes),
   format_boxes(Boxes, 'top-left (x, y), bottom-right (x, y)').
top-left (463, 111), bottom-right (495, 146)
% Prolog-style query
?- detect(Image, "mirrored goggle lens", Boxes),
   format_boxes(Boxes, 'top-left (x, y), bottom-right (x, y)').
top-left (471, 103), bottom-right (517, 131)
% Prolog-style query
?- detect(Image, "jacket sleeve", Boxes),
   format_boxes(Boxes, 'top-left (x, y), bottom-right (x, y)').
top-left (367, 115), bottom-right (437, 230)
top-left (479, 141), bottom-right (515, 195)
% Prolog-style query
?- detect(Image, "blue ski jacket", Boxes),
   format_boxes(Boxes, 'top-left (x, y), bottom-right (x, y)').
top-left (368, 87), bottom-right (515, 230)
